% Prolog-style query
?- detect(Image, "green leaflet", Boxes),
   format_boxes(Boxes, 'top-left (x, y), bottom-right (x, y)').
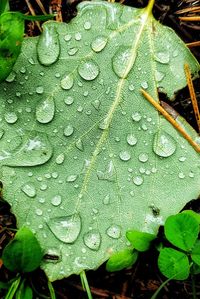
top-left (0, 12), bottom-right (24, 82)
top-left (2, 227), bottom-right (43, 273)
top-left (0, 1), bottom-right (199, 281)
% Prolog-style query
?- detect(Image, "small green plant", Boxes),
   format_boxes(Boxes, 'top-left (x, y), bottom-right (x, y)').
top-left (158, 211), bottom-right (200, 281)
top-left (0, 227), bottom-right (56, 299)
top-left (0, 0), bottom-right (53, 82)
top-left (107, 210), bottom-right (200, 298)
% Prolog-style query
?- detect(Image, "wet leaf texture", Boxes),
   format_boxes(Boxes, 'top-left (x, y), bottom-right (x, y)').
top-left (0, 1), bottom-right (199, 281)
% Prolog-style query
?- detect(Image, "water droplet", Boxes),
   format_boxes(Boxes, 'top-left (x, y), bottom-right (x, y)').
top-left (52, 172), bottom-right (58, 179)
top-left (0, 129), bottom-right (4, 139)
top-left (106, 225), bottom-right (121, 239)
top-left (97, 161), bottom-right (116, 181)
top-left (66, 175), bottom-right (77, 182)
top-left (99, 115), bottom-right (109, 130)
top-left (141, 81), bottom-right (148, 89)
top-left (20, 66), bottom-right (26, 74)
top-left (51, 195), bottom-right (62, 206)
top-left (2, 131), bottom-right (53, 167)
top-left (75, 32), bottom-right (82, 40)
top-left (189, 171), bottom-right (194, 178)
top-left (155, 70), bottom-right (165, 82)
top-left (138, 153), bottom-right (149, 163)
top-left (36, 86), bottom-right (44, 94)
top-left (141, 123), bottom-right (148, 131)
top-left (64, 124), bottom-right (74, 137)
top-left (6, 71), bottom-right (16, 82)
top-left (155, 52), bottom-right (170, 64)
top-left (103, 194), bottom-right (110, 205)
top-left (36, 96), bottom-right (55, 124)
top-left (92, 99), bottom-right (101, 110)
top-left (119, 151), bottom-right (131, 161)
top-left (64, 34), bottom-right (71, 41)
top-left (112, 46), bottom-right (136, 78)
top-left (127, 134), bottom-right (137, 146)
top-left (132, 112), bottom-right (141, 122)
top-left (91, 35), bottom-right (107, 52)
top-left (35, 208), bottom-right (43, 216)
top-left (77, 105), bottom-right (83, 113)
top-left (48, 214), bottom-right (81, 244)
top-left (64, 96), bottom-right (74, 105)
top-left (75, 139), bottom-right (84, 151)
top-left (173, 50), bottom-right (178, 58)
top-left (28, 57), bottom-right (35, 65)
top-left (55, 72), bottom-right (61, 78)
top-left (56, 153), bottom-right (65, 164)
top-left (83, 230), bottom-right (101, 251)
top-left (60, 74), bottom-right (74, 90)
top-left (68, 47), bottom-right (78, 56)
top-left (84, 21), bottom-right (91, 30)
top-left (78, 60), bottom-right (99, 81)
top-left (5, 112), bottom-right (18, 124)
top-left (83, 91), bottom-right (89, 97)
top-left (153, 131), bottom-right (176, 158)
top-left (133, 176), bottom-right (143, 186)
top-left (179, 156), bottom-right (186, 162)
top-left (21, 182), bottom-right (36, 197)
top-left (37, 25), bottom-right (60, 66)
top-left (178, 172), bottom-right (185, 179)
top-left (129, 84), bottom-right (135, 91)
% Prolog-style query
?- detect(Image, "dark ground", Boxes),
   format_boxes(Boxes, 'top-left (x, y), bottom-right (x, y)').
top-left (0, 0), bottom-right (200, 298)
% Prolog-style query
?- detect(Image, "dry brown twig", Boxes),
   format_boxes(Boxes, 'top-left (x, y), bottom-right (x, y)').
top-left (184, 63), bottom-right (200, 133)
top-left (141, 89), bottom-right (200, 153)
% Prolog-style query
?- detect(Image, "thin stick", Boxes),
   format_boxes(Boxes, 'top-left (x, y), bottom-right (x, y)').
top-left (25, 0), bottom-right (42, 31)
top-left (179, 16), bottom-right (200, 21)
top-left (187, 41), bottom-right (200, 47)
top-left (176, 6), bottom-right (200, 14)
top-left (184, 63), bottom-right (200, 133)
top-left (141, 89), bottom-right (200, 153)
top-left (35, 0), bottom-right (47, 15)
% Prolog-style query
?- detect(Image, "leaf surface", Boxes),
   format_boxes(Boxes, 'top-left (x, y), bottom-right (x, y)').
top-left (0, 1), bottom-right (199, 280)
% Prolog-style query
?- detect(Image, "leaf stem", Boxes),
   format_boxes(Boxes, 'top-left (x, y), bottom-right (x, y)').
top-left (191, 266), bottom-right (197, 299)
top-left (80, 271), bottom-right (93, 299)
top-left (47, 280), bottom-right (56, 299)
top-left (5, 276), bottom-right (21, 299)
top-left (146, 0), bottom-right (155, 15)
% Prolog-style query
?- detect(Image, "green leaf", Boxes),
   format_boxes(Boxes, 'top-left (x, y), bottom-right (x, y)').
top-left (126, 230), bottom-right (156, 251)
top-left (14, 12), bottom-right (55, 22)
top-left (2, 227), bottom-right (43, 273)
top-left (0, 1), bottom-right (199, 280)
top-left (181, 210), bottom-right (200, 225)
top-left (191, 240), bottom-right (200, 266)
top-left (0, 0), bottom-right (9, 15)
top-left (0, 12), bottom-right (24, 82)
top-left (15, 281), bottom-right (33, 299)
top-left (106, 248), bottom-right (138, 272)
top-left (158, 247), bottom-right (190, 280)
top-left (164, 213), bottom-right (199, 251)
top-left (5, 277), bottom-right (21, 299)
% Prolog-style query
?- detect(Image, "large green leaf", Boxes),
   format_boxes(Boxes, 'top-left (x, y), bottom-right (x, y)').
top-left (0, 1), bottom-right (199, 281)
